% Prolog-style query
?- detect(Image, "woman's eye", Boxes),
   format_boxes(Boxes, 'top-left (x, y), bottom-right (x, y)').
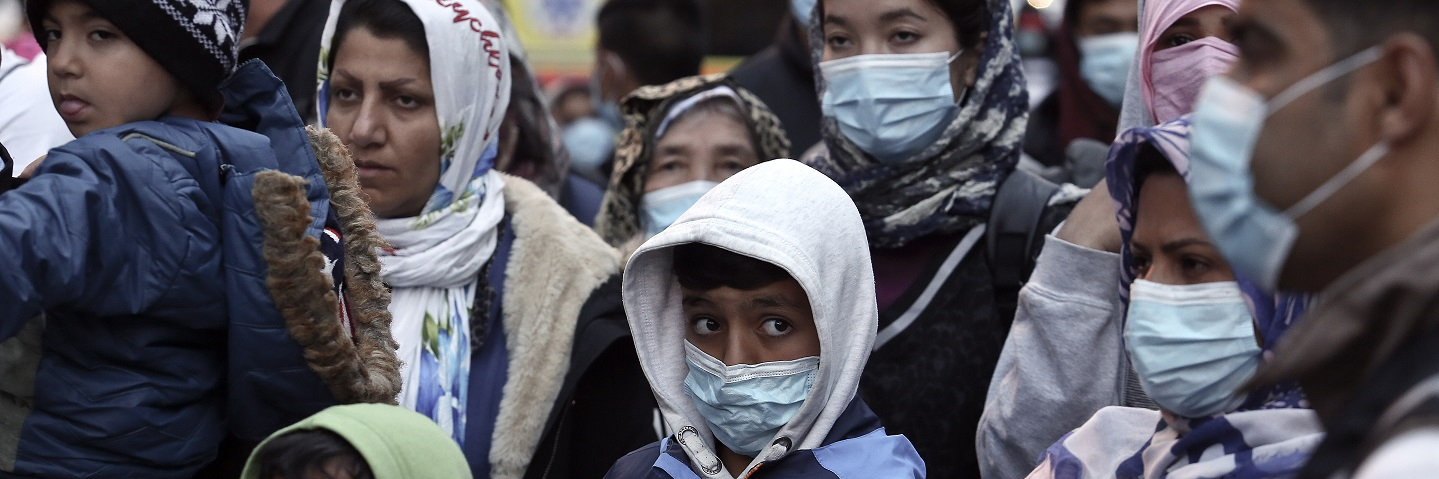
top-left (1133, 255), bottom-right (1152, 278)
top-left (88, 30), bottom-right (117, 42)
top-left (1165, 34), bottom-right (1197, 48)
top-left (761, 318), bottom-right (792, 337)
top-left (692, 318), bottom-right (721, 336)
top-left (333, 88), bottom-right (359, 102)
top-left (42, 29), bottom-right (60, 42)
top-left (1181, 256), bottom-right (1211, 275)
top-left (396, 95), bottom-right (420, 108)
top-left (720, 159), bottom-right (747, 174)
top-left (825, 34), bottom-right (851, 50)
top-left (892, 30), bottom-right (920, 44)
top-left (656, 160), bottom-right (684, 172)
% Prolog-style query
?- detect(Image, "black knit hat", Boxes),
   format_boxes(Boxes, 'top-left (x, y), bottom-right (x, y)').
top-left (27, 0), bottom-right (247, 112)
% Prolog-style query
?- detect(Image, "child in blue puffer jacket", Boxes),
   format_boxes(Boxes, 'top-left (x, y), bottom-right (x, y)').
top-left (0, 1), bottom-right (401, 477)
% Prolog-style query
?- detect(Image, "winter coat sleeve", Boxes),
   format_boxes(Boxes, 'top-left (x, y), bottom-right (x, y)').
top-left (977, 234), bottom-right (1128, 479)
top-left (0, 139), bottom-right (203, 338)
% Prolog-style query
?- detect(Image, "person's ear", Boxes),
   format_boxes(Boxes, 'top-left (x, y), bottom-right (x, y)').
top-left (949, 32), bottom-right (989, 99)
top-left (1375, 33), bottom-right (1438, 148)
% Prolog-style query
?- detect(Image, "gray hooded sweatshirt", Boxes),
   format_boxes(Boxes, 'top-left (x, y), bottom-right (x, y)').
top-left (617, 159), bottom-right (924, 479)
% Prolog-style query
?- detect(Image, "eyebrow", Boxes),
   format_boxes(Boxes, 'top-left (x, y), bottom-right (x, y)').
top-left (1167, 17), bottom-right (1199, 29)
top-left (682, 295), bottom-right (712, 308)
top-left (1160, 237), bottom-right (1213, 254)
top-left (878, 8), bottom-right (928, 24)
top-left (1230, 16), bottom-right (1284, 52)
top-left (751, 295), bottom-right (798, 309)
top-left (713, 144), bottom-right (755, 157)
top-left (656, 143), bottom-right (692, 156)
top-left (43, 8), bottom-right (106, 24)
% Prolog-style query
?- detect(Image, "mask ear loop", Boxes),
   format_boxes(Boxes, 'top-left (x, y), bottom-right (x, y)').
top-left (1283, 141), bottom-right (1390, 220)
top-left (1266, 46), bottom-right (1384, 114)
top-left (1261, 46), bottom-right (1388, 220)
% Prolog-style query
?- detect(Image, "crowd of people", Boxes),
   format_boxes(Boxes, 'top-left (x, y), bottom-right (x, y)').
top-left (1, 0), bottom-right (1438, 478)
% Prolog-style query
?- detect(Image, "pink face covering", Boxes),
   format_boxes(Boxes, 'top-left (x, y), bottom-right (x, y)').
top-left (1148, 36), bottom-right (1237, 123)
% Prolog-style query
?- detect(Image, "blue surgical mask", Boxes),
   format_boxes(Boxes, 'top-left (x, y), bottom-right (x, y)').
top-left (1124, 280), bottom-right (1260, 418)
top-left (819, 51), bottom-right (963, 162)
top-left (640, 180), bottom-right (718, 238)
top-left (1187, 46), bottom-right (1385, 291)
top-left (1078, 32), bottom-right (1139, 108)
top-left (682, 342), bottom-right (818, 457)
top-left (789, 0), bottom-right (816, 26)
top-left (562, 117), bottom-right (616, 179)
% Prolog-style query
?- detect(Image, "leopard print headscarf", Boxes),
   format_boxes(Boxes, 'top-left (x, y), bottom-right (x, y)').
top-left (594, 74), bottom-right (790, 248)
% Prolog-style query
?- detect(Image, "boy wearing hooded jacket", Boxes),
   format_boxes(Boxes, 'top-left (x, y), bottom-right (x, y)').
top-left (605, 159), bottom-right (925, 478)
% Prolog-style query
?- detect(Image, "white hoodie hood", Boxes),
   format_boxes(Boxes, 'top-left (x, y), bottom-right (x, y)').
top-left (622, 159), bottom-right (877, 478)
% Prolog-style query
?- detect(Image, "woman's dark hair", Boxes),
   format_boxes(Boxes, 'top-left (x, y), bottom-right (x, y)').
top-left (254, 430), bottom-right (374, 479)
top-left (817, 0), bottom-right (991, 50)
top-left (928, 0), bottom-right (991, 50)
top-left (1131, 143), bottom-right (1182, 215)
top-left (329, 0), bottom-right (429, 72)
top-left (672, 243), bottom-right (792, 291)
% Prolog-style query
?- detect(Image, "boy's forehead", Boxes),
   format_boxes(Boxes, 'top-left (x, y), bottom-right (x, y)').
top-left (40, 0), bottom-right (106, 22)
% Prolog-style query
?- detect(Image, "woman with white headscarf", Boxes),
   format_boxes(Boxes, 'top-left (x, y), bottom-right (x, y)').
top-left (316, 1), bottom-right (657, 477)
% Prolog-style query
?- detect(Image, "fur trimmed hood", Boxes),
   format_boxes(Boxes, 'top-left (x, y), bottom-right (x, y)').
top-left (251, 126), bottom-right (401, 405)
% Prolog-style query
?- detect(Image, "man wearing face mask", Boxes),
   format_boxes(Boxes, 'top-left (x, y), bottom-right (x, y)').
top-left (1024, 0), bottom-right (1140, 168)
top-left (1185, 0), bottom-right (1439, 476)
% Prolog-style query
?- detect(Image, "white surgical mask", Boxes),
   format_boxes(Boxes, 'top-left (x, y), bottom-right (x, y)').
top-left (819, 51), bottom-right (963, 162)
top-left (1125, 280), bottom-right (1261, 417)
top-left (682, 342), bottom-right (818, 457)
top-left (640, 180), bottom-right (718, 238)
top-left (1079, 32), bottom-right (1140, 108)
top-left (1187, 46), bottom-right (1385, 291)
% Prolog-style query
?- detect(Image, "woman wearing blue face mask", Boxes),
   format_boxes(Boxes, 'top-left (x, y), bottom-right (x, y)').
top-left (1018, 121), bottom-right (1323, 479)
top-left (802, 0), bottom-right (1083, 476)
top-left (595, 75), bottom-right (790, 257)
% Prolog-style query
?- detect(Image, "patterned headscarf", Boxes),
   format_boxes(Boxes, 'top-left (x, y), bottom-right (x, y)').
top-left (1103, 118), bottom-right (1318, 477)
top-left (315, 0), bottom-right (511, 445)
top-left (594, 74), bottom-right (790, 248)
top-left (317, 0), bottom-right (511, 231)
top-left (803, 0), bottom-right (1029, 249)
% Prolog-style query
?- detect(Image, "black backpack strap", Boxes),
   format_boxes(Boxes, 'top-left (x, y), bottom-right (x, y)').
top-left (987, 168), bottom-right (1061, 292)
top-left (0, 142), bottom-right (14, 194)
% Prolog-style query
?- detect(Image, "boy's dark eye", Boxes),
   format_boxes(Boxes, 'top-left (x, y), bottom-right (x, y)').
top-left (691, 317), bottom-right (721, 336)
top-left (761, 318), bottom-right (792, 337)
top-left (88, 30), bottom-right (117, 42)
top-left (43, 29), bottom-right (60, 42)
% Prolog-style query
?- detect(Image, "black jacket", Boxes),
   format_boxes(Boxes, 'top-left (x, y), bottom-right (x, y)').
top-left (861, 201), bottom-right (1073, 478)
top-left (730, 18), bottom-right (821, 158)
